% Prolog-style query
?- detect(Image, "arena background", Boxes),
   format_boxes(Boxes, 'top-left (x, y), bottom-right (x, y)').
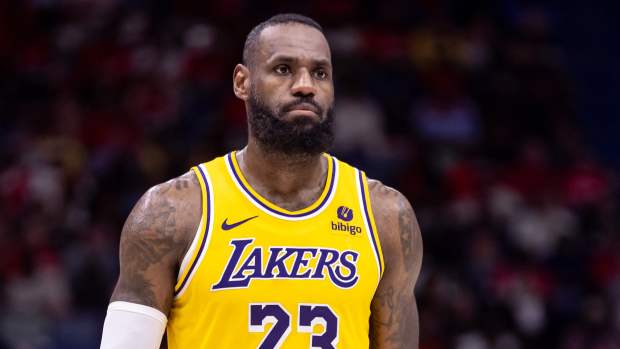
top-left (1, 1), bottom-right (619, 348)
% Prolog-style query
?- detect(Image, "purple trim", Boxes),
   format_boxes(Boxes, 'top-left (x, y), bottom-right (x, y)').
top-left (227, 153), bottom-right (336, 218)
top-left (358, 170), bottom-right (382, 276)
top-left (175, 166), bottom-right (211, 295)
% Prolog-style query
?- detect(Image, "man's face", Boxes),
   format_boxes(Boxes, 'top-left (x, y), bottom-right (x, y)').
top-left (246, 23), bottom-right (335, 156)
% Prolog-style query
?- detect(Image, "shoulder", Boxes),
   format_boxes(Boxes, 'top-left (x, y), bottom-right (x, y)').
top-left (121, 170), bottom-right (202, 266)
top-left (367, 178), bottom-right (422, 274)
top-left (367, 179), bottom-right (409, 214)
top-left (134, 170), bottom-right (201, 226)
top-left (367, 178), bottom-right (412, 232)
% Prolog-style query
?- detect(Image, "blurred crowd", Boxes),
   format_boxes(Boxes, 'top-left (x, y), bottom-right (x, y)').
top-left (1, 1), bottom-right (619, 348)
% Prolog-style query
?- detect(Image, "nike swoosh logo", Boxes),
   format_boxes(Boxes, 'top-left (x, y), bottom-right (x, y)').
top-left (221, 216), bottom-right (258, 230)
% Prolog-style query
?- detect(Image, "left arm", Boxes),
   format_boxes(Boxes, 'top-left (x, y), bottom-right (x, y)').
top-left (368, 180), bottom-right (423, 349)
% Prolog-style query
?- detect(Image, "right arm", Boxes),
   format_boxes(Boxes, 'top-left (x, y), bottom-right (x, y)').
top-left (101, 171), bottom-right (201, 348)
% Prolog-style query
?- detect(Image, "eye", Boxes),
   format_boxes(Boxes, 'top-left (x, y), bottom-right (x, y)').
top-left (274, 64), bottom-right (291, 75)
top-left (313, 69), bottom-right (328, 80)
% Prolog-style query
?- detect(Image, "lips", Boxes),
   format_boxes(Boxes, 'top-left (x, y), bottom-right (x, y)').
top-left (287, 102), bottom-right (320, 115)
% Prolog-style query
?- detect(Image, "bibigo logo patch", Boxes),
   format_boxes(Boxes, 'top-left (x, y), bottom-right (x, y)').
top-left (332, 206), bottom-right (362, 236)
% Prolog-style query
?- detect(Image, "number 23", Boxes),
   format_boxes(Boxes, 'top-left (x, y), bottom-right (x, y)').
top-left (249, 303), bottom-right (339, 349)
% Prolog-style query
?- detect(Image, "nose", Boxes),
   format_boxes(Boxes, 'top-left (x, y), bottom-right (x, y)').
top-left (290, 68), bottom-right (316, 97)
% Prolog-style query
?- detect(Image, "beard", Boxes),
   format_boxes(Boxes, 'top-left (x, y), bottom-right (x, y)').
top-left (247, 92), bottom-right (334, 157)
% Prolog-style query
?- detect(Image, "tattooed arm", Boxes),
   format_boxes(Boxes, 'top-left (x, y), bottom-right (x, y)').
top-left (368, 180), bottom-right (423, 349)
top-left (110, 171), bottom-right (201, 314)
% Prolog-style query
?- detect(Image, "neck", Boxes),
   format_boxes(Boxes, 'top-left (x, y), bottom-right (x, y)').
top-left (236, 139), bottom-right (327, 207)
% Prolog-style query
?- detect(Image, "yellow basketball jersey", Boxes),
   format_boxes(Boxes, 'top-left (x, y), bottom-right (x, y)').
top-left (167, 151), bottom-right (384, 349)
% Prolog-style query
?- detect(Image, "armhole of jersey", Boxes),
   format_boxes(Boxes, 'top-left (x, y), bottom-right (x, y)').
top-left (356, 170), bottom-right (385, 281)
top-left (174, 164), bottom-right (214, 298)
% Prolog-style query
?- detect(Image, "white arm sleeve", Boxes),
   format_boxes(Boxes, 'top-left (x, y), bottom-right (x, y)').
top-left (100, 301), bottom-right (167, 349)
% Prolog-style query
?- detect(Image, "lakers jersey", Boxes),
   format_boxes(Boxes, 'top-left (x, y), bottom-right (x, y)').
top-left (167, 151), bottom-right (384, 349)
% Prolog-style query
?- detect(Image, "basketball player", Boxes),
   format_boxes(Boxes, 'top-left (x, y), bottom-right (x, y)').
top-left (100, 14), bottom-right (422, 349)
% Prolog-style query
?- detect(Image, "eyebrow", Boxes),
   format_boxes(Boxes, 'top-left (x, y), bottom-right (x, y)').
top-left (267, 55), bottom-right (331, 67)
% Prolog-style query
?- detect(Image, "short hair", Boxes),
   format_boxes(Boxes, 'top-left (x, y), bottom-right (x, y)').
top-left (243, 13), bottom-right (324, 67)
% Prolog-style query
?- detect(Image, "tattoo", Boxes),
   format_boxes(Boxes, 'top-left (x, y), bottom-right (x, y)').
top-left (374, 286), bottom-right (396, 327)
top-left (387, 292), bottom-right (416, 344)
top-left (398, 199), bottom-right (414, 271)
top-left (116, 192), bottom-right (183, 307)
top-left (112, 172), bottom-right (200, 311)
top-left (371, 284), bottom-right (417, 347)
top-left (175, 178), bottom-right (191, 191)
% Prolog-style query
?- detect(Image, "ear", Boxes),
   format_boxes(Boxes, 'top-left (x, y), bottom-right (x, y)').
top-left (233, 64), bottom-right (250, 101)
